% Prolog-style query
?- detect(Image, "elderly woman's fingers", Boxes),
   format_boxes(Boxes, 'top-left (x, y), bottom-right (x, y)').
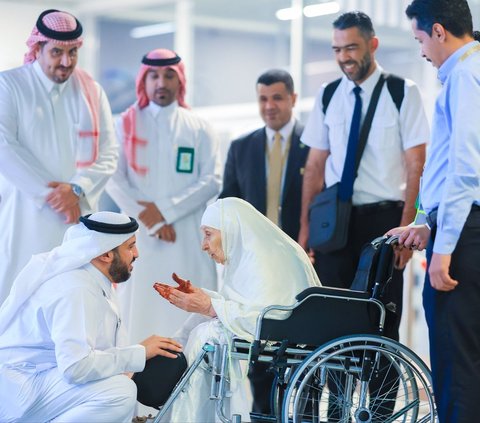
top-left (171, 272), bottom-right (194, 293)
top-left (153, 283), bottom-right (172, 299)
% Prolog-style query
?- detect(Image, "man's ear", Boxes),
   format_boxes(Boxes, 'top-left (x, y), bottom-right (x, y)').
top-left (369, 36), bottom-right (379, 54)
top-left (97, 250), bottom-right (114, 264)
top-left (432, 23), bottom-right (446, 42)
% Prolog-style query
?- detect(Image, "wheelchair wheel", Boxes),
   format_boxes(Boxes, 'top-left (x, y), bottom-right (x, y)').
top-left (281, 335), bottom-right (436, 422)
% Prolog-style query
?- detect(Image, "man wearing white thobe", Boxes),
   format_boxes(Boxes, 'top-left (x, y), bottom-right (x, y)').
top-left (0, 9), bottom-right (118, 304)
top-left (106, 48), bottom-right (220, 342)
top-left (0, 211), bottom-right (182, 422)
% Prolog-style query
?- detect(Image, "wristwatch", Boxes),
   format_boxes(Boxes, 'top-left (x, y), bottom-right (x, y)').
top-left (70, 183), bottom-right (83, 197)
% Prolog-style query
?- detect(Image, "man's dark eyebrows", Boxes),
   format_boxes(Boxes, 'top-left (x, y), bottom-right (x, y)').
top-left (332, 43), bottom-right (359, 49)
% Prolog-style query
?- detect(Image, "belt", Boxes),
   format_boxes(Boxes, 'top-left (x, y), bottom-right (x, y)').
top-left (353, 200), bottom-right (404, 215)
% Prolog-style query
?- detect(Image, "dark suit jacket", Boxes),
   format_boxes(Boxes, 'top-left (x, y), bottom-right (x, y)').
top-left (219, 121), bottom-right (309, 240)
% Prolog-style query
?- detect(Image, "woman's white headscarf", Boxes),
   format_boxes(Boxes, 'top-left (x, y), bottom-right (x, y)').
top-left (201, 198), bottom-right (321, 341)
top-left (0, 212), bottom-right (138, 334)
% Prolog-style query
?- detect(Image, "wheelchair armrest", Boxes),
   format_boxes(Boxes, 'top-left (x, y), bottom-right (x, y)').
top-left (295, 286), bottom-right (370, 302)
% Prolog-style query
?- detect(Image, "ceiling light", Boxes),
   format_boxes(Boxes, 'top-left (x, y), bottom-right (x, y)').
top-left (275, 7), bottom-right (302, 21)
top-left (130, 22), bottom-right (175, 39)
top-left (303, 1), bottom-right (340, 18)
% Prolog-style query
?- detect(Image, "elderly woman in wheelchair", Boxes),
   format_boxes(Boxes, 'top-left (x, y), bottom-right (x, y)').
top-left (150, 197), bottom-right (321, 422)
top-left (148, 198), bottom-right (436, 423)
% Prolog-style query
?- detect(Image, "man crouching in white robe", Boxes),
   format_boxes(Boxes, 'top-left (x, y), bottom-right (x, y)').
top-left (0, 211), bottom-right (182, 423)
top-left (153, 197), bottom-right (322, 422)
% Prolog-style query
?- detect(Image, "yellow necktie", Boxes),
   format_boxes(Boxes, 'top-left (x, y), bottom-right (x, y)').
top-left (267, 132), bottom-right (282, 225)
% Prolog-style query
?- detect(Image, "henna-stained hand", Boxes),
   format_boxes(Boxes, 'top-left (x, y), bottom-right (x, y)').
top-left (153, 273), bottom-right (215, 317)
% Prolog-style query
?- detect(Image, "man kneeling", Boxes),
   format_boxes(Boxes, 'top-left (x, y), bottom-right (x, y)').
top-left (0, 212), bottom-right (182, 422)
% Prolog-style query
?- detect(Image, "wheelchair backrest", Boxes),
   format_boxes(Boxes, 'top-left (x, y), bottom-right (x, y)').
top-left (256, 286), bottom-right (384, 347)
top-left (349, 236), bottom-right (394, 299)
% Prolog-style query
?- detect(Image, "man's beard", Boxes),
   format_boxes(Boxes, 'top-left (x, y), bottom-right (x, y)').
top-left (341, 51), bottom-right (372, 82)
top-left (109, 252), bottom-right (133, 283)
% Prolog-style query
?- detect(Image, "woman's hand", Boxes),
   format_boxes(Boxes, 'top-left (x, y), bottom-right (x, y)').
top-left (153, 273), bottom-right (216, 317)
top-left (153, 272), bottom-right (194, 299)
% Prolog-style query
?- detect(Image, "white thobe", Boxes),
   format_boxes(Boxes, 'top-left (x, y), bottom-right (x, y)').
top-left (162, 315), bottom-right (252, 423)
top-left (0, 61), bottom-right (118, 304)
top-left (106, 101), bottom-right (221, 342)
top-left (0, 264), bottom-right (145, 422)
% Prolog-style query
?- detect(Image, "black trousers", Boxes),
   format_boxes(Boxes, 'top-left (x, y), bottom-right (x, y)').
top-left (314, 203), bottom-right (404, 421)
top-left (423, 206), bottom-right (480, 423)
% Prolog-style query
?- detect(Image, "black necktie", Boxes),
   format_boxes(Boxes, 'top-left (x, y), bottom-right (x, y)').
top-left (339, 85), bottom-right (362, 201)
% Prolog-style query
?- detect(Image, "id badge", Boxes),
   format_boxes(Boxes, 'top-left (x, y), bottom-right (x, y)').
top-left (176, 147), bottom-right (195, 173)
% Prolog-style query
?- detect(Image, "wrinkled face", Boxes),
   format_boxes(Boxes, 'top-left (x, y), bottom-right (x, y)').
top-left (144, 67), bottom-right (180, 107)
top-left (257, 82), bottom-right (297, 131)
top-left (332, 27), bottom-right (376, 84)
top-left (36, 41), bottom-right (78, 83)
top-left (108, 235), bottom-right (138, 283)
top-left (201, 226), bottom-right (225, 264)
top-left (411, 19), bottom-right (443, 69)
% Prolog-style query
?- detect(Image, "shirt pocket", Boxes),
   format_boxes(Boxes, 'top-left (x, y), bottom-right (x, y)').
top-left (323, 113), bottom-right (346, 154)
top-left (368, 114), bottom-right (399, 149)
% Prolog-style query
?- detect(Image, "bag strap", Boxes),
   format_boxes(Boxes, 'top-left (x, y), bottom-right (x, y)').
top-left (385, 74), bottom-right (405, 112)
top-left (322, 73), bottom-right (404, 114)
top-left (352, 73), bottom-right (386, 178)
top-left (322, 78), bottom-right (342, 114)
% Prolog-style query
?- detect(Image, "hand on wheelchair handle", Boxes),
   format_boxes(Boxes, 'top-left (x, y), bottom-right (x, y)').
top-left (386, 224), bottom-right (430, 251)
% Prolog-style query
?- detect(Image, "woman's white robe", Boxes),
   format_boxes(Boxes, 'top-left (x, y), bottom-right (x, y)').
top-left (163, 198), bottom-right (322, 422)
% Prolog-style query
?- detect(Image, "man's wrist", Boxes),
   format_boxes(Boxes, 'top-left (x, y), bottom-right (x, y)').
top-left (70, 183), bottom-right (83, 197)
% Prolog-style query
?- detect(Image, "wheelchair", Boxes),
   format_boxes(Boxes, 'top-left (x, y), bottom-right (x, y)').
top-left (152, 236), bottom-right (436, 423)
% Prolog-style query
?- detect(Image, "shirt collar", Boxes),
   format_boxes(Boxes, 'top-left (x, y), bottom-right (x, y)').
top-left (84, 262), bottom-right (114, 298)
top-left (345, 62), bottom-right (382, 97)
top-left (438, 41), bottom-right (480, 84)
top-left (147, 100), bottom-right (178, 119)
top-left (265, 116), bottom-right (295, 143)
top-left (32, 60), bottom-right (69, 95)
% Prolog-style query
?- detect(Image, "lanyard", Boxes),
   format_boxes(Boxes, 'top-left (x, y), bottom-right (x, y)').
top-left (459, 43), bottom-right (480, 62)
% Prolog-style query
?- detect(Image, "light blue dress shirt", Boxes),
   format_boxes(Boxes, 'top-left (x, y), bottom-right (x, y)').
top-left (421, 41), bottom-right (480, 254)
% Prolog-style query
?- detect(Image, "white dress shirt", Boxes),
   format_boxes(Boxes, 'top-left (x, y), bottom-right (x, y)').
top-left (301, 65), bottom-right (429, 206)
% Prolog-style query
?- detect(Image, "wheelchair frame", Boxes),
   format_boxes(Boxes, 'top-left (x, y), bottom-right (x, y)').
top-left (152, 236), bottom-right (437, 422)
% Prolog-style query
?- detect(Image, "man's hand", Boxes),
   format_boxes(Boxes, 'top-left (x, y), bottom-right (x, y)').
top-left (429, 253), bottom-right (458, 291)
top-left (137, 201), bottom-right (164, 229)
top-left (153, 273), bottom-right (215, 317)
top-left (46, 182), bottom-right (81, 223)
top-left (297, 222), bottom-right (315, 265)
top-left (140, 335), bottom-right (183, 360)
top-left (386, 224), bottom-right (430, 251)
top-left (155, 224), bottom-right (176, 243)
top-left (398, 225), bottom-right (430, 251)
top-left (62, 205), bottom-right (81, 224)
top-left (46, 181), bottom-right (79, 211)
top-left (394, 248), bottom-right (413, 270)
top-left (298, 221), bottom-right (309, 250)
